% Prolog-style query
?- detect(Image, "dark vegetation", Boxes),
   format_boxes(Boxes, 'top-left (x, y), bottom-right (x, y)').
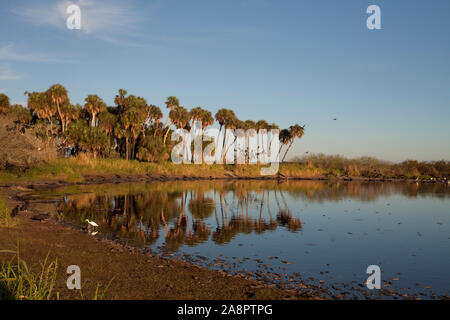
top-left (293, 154), bottom-right (450, 180)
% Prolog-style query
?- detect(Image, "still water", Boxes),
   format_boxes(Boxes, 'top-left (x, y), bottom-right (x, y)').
top-left (37, 180), bottom-right (450, 299)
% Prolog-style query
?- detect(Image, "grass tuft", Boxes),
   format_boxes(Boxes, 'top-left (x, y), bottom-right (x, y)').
top-left (0, 249), bottom-right (57, 300)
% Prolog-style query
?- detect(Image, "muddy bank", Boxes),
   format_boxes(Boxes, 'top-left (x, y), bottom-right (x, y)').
top-left (0, 186), bottom-right (313, 300)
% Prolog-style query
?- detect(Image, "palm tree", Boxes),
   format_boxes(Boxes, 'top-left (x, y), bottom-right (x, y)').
top-left (114, 89), bottom-right (128, 112)
top-left (200, 110), bottom-right (214, 135)
top-left (60, 103), bottom-right (81, 136)
top-left (162, 96), bottom-right (180, 139)
top-left (214, 108), bottom-right (229, 153)
top-left (256, 120), bottom-right (269, 162)
top-left (46, 84), bottom-right (69, 132)
top-left (268, 122), bottom-right (280, 156)
top-left (223, 110), bottom-right (238, 147)
top-left (25, 91), bottom-right (57, 136)
top-left (281, 124), bottom-right (305, 162)
top-left (224, 119), bottom-right (245, 159)
top-left (189, 107), bottom-right (204, 127)
top-left (164, 106), bottom-right (188, 144)
top-left (149, 105), bottom-right (163, 136)
top-left (122, 95), bottom-right (149, 159)
top-left (279, 129), bottom-right (292, 158)
top-left (85, 95), bottom-right (107, 127)
top-left (215, 109), bottom-right (237, 161)
top-left (243, 120), bottom-right (256, 163)
top-left (98, 109), bottom-right (118, 137)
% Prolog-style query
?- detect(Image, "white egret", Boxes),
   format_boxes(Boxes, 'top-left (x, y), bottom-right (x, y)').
top-left (85, 219), bottom-right (99, 227)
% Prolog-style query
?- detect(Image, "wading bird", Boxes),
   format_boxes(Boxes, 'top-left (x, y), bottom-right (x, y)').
top-left (85, 219), bottom-right (99, 227)
top-left (85, 219), bottom-right (99, 235)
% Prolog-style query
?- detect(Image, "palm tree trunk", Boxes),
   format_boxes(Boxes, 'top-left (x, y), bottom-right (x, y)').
top-left (221, 128), bottom-right (232, 163)
top-left (282, 140), bottom-right (295, 162)
top-left (163, 123), bottom-right (173, 144)
top-left (89, 113), bottom-right (96, 127)
top-left (215, 125), bottom-right (223, 161)
top-left (279, 143), bottom-right (284, 157)
top-left (162, 112), bottom-right (170, 130)
top-left (55, 102), bottom-right (65, 133)
top-left (224, 136), bottom-right (237, 160)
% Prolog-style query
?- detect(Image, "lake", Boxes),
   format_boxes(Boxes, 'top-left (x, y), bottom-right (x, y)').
top-left (33, 180), bottom-right (450, 299)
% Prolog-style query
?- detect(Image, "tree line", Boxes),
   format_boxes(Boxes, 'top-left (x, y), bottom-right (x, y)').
top-left (0, 85), bottom-right (304, 163)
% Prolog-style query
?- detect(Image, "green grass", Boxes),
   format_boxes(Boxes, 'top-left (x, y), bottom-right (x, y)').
top-left (0, 157), bottom-right (329, 184)
top-left (0, 250), bottom-right (57, 300)
top-left (0, 247), bottom-right (114, 300)
top-left (1, 154), bottom-right (447, 185)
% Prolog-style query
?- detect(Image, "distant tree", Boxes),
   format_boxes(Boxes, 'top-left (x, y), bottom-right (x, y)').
top-left (215, 108), bottom-right (237, 155)
top-left (164, 105), bottom-right (188, 144)
top-left (8, 104), bottom-right (32, 128)
top-left (65, 119), bottom-right (89, 152)
top-left (281, 124), bottom-right (305, 162)
top-left (148, 105), bottom-right (163, 136)
top-left (98, 109), bottom-right (118, 137)
top-left (222, 110), bottom-right (238, 161)
top-left (98, 109), bottom-right (118, 153)
top-left (189, 107), bottom-right (204, 127)
top-left (85, 95), bottom-right (107, 127)
top-left (0, 93), bottom-right (10, 114)
top-left (136, 135), bottom-right (169, 163)
top-left (200, 110), bottom-right (214, 135)
top-left (25, 91), bottom-right (55, 124)
top-left (268, 122), bottom-right (280, 155)
top-left (65, 120), bottom-right (109, 158)
top-left (279, 129), bottom-right (292, 158)
top-left (59, 102), bottom-right (81, 135)
top-left (214, 108), bottom-right (228, 139)
top-left (82, 127), bottom-right (109, 158)
top-left (25, 91), bottom-right (58, 137)
top-left (114, 89), bottom-right (128, 112)
top-left (112, 92), bottom-right (150, 160)
top-left (46, 84), bottom-right (69, 132)
top-left (163, 96), bottom-right (180, 141)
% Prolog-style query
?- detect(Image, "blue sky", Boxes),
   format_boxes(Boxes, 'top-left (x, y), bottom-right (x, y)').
top-left (1, 0), bottom-right (449, 162)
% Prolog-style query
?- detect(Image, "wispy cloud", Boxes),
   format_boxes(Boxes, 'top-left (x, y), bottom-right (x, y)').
top-left (0, 43), bottom-right (76, 63)
top-left (12, 0), bottom-right (143, 45)
top-left (0, 64), bottom-right (24, 81)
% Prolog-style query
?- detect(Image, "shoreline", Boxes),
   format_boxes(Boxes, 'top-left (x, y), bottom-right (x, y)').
top-left (1, 171), bottom-right (447, 191)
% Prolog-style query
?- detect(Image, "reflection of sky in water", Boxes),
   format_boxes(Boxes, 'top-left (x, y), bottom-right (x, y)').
top-left (51, 181), bottom-right (450, 298)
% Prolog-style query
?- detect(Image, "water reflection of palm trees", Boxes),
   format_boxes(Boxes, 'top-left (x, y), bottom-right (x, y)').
top-left (54, 180), bottom-right (449, 252)
top-left (57, 184), bottom-right (303, 251)
top-left (274, 189), bottom-right (302, 232)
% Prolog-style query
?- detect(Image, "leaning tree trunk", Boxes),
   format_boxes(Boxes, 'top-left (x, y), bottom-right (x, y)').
top-left (282, 140), bottom-right (295, 162)
top-left (163, 123), bottom-right (173, 144)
